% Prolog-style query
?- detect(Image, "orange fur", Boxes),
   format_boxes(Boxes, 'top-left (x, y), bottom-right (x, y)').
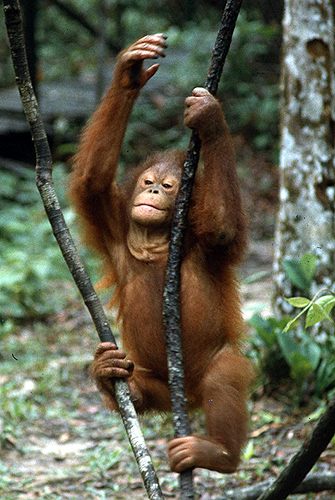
top-left (70, 35), bottom-right (254, 474)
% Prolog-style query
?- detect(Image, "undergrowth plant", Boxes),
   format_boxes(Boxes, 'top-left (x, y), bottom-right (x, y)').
top-left (249, 253), bottom-right (335, 399)
top-left (0, 164), bottom-right (98, 325)
top-left (0, 166), bottom-right (68, 321)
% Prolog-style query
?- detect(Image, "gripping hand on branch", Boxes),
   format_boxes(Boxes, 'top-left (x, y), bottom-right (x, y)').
top-left (184, 87), bottom-right (226, 143)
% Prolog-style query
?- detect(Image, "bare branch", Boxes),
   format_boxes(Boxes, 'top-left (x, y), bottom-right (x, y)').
top-left (162, 1), bottom-right (243, 498)
top-left (2, 1), bottom-right (162, 498)
top-left (258, 398), bottom-right (335, 499)
top-left (223, 472), bottom-right (335, 499)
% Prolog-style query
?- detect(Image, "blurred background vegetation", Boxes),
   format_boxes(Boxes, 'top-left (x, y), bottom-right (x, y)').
top-left (1, 4), bottom-right (335, 497)
top-left (0, 1), bottom-right (281, 311)
top-left (1, 0), bottom-right (334, 403)
top-left (0, 0), bottom-right (282, 157)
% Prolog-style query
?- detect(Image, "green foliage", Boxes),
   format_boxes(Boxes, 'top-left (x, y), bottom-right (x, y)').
top-left (283, 253), bottom-right (318, 293)
top-left (282, 252), bottom-right (334, 332)
top-left (249, 314), bottom-right (291, 385)
top-left (222, 11), bottom-right (280, 151)
top-left (38, 2), bottom-right (100, 81)
top-left (284, 293), bottom-right (335, 332)
top-left (250, 311), bottom-right (335, 397)
top-left (243, 439), bottom-right (255, 461)
top-left (281, 288), bottom-right (335, 394)
top-left (0, 380), bottom-right (39, 422)
top-left (0, 165), bottom-right (78, 321)
top-left (162, 11), bottom-right (280, 150)
top-left (277, 331), bottom-right (321, 383)
top-left (1, 4), bottom-right (280, 160)
top-left (0, 322), bottom-right (93, 447)
top-left (249, 254), bottom-right (334, 398)
top-left (0, 463), bottom-right (12, 492)
top-left (120, 10), bottom-right (280, 165)
top-left (86, 444), bottom-right (123, 478)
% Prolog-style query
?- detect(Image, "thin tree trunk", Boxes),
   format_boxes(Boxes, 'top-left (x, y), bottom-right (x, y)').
top-left (163, 1), bottom-right (243, 498)
top-left (258, 397), bottom-right (335, 500)
top-left (273, 0), bottom-right (335, 319)
top-left (223, 472), bottom-right (335, 499)
top-left (3, 2), bottom-right (162, 498)
top-left (21, 0), bottom-right (38, 92)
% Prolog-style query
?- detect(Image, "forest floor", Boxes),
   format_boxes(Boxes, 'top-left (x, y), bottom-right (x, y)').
top-left (1, 239), bottom-right (334, 500)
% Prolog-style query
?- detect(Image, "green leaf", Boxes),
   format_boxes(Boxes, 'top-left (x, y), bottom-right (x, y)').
top-left (316, 360), bottom-right (335, 393)
top-left (283, 254), bottom-right (318, 292)
top-left (305, 295), bottom-right (335, 328)
top-left (243, 270), bottom-right (271, 285)
top-left (303, 406), bottom-right (324, 423)
top-left (286, 297), bottom-right (311, 308)
top-left (306, 303), bottom-right (330, 328)
top-left (300, 339), bottom-right (321, 370)
top-left (290, 353), bottom-right (314, 381)
top-left (276, 330), bottom-right (321, 377)
top-left (283, 305), bottom-right (310, 332)
top-left (276, 331), bottom-right (299, 364)
top-left (300, 254), bottom-right (318, 283)
top-left (248, 314), bottom-right (277, 347)
top-left (283, 259), bottom-right (310, 291)
top-left (243, 440), bottom-right (254, 461)
top-left (283, 317), bottom-right (298, 333)
top-left (316, 295), bottom-right (335, 316)
top-left (0, 268), bottom-right (25, 287)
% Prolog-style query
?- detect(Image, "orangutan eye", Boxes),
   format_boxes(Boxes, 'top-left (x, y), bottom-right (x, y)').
top-left (144, 179), bottom-right (153, 185)
top-left (163, 182), bottom-right (172, 189)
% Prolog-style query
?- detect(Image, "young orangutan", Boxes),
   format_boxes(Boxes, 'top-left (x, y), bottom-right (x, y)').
top-left (70, 34), bottom-right (254, 474)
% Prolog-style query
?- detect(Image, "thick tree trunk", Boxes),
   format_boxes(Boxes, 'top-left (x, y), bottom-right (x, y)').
top-left (273, 0), bottom-right (335, 319)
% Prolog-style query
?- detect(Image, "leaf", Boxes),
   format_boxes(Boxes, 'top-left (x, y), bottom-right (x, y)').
top-left (243, 270), bottom-right (271, 285)
top-left (276, 331), bottom-right (299, 364)
top-left (243, 440), bottom-right (254, 461)
top-left (300, 339), bottom-right (321, 370)
top-left (316, 360), bottom-right (335, 393)
top-left (290, 353), bottom-right (314, 382)
top-left (316, 295), bottom-right (335, 316)
top-left (248, 314), bottom-right (277, 347)
top-left (0, 269), bottom-right (25, 287)
top-left (248, 314), bottom-right (268, 331)
top-left (283, 304), bottom-right (310, 332)
top-left (283, 317), bottom-right (298, 333)
top-left (300, 253), bottom-right (318, 283)
top-left (305, 295), bottom-right (335, 328)
top-left (283, 254), bottom-right (318, 292)
top-left (285, 297), bottom-right (311, 308)
top-left (302, 406), bottom-right (324, 423)
top-left (276, 330), bottom-right (320, 377)
top-left (305, 303), bottom-right (331, 328)
top-left (283, 259), bottom-right (310, 291)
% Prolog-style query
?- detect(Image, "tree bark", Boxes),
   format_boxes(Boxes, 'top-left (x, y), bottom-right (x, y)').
top-left (223, 472), bottom-right (335, 500)
top-left (273, 0), bottom-right (335, 320)
top-left (3, 2), bottom-right (162, 498)
top-left (21, 0), bottom-right (38, 92)
top-left (163, 1), bottom-right (243, 498)
top-left (258, 397), bottom-right (335, 499)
